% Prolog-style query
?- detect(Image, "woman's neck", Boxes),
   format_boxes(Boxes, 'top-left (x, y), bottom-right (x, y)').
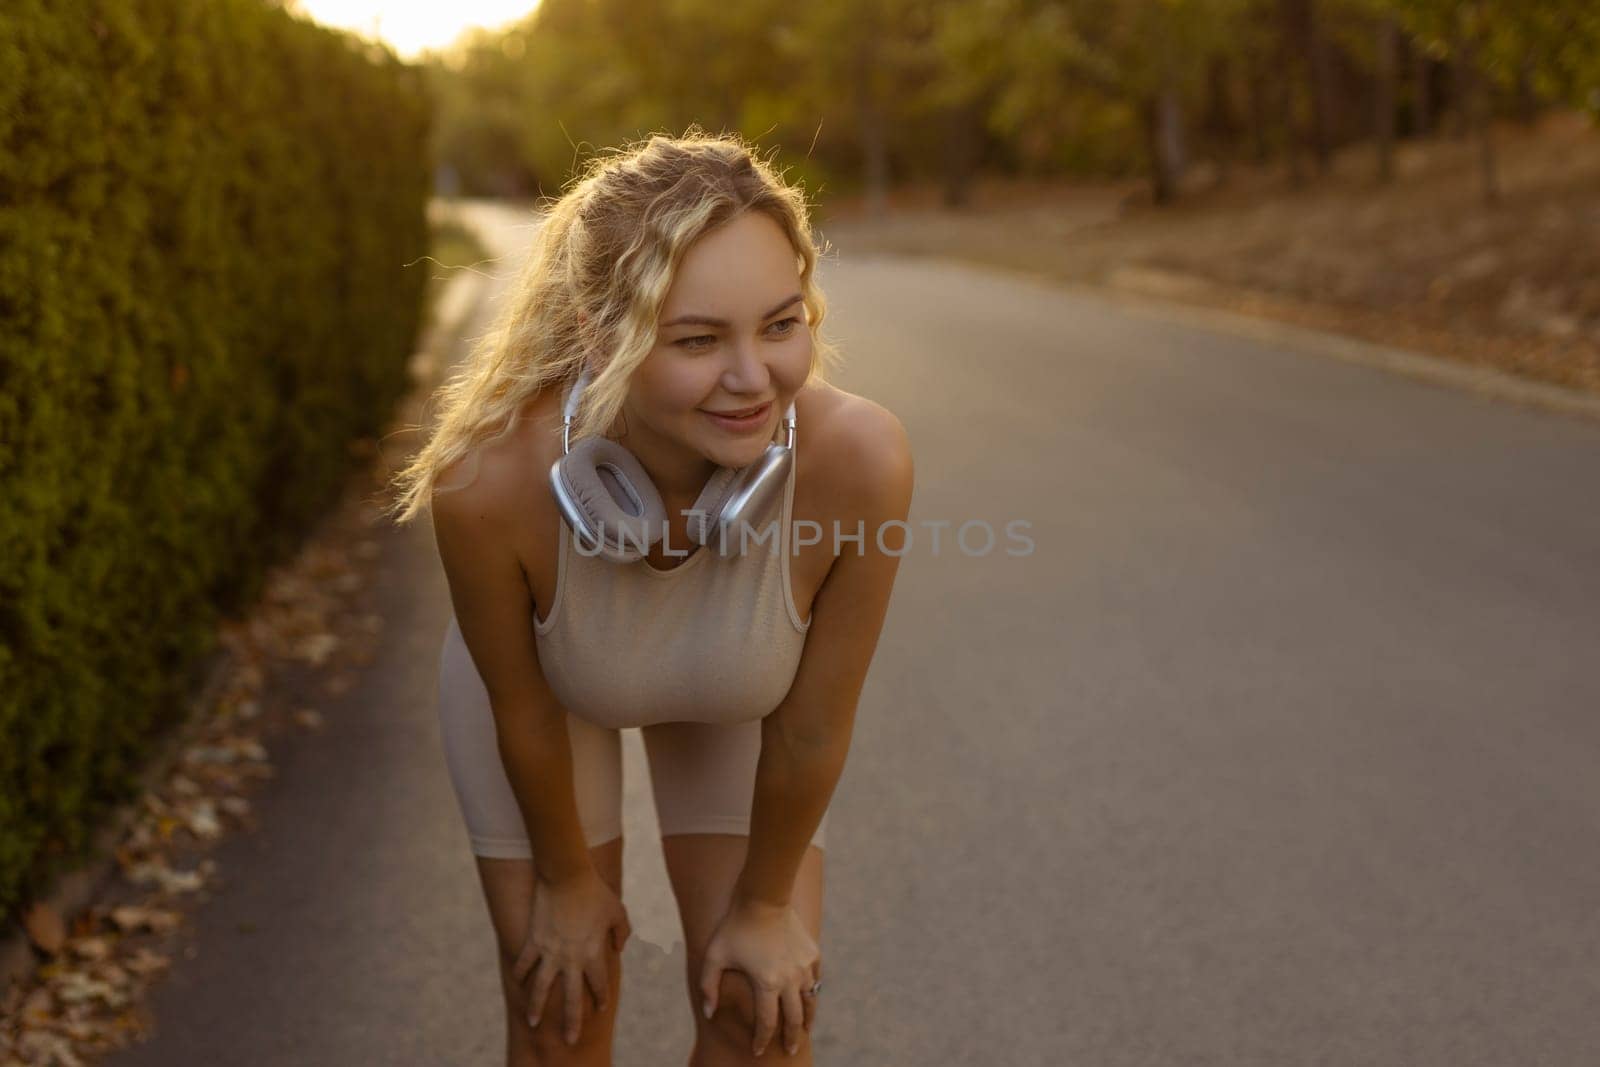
top-left (611, 411), bottom-right (719, 510)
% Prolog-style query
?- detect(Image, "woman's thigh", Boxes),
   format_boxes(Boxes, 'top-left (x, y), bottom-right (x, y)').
top-left (639, 718), bottom-right (828, 849)
top-left (657, 833), bottom-right (825, 958)
top-left (438, 614), bottom-right (624, 857)
top-left (641, 719), bottom-right (829, 957)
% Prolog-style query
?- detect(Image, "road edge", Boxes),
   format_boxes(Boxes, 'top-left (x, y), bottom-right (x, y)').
top-left (849, 249), bottom-right (1600, 426)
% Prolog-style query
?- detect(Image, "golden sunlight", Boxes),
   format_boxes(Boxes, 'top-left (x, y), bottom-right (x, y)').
top-left (286, 0), bottom-right (538, 59)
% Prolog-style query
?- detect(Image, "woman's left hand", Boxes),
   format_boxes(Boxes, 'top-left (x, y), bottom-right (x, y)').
top-left (699, 897), bottom-right (821, 1057)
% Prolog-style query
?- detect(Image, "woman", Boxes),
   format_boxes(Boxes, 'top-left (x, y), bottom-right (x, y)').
top-left (389, 131), bottom-right (913, 1066)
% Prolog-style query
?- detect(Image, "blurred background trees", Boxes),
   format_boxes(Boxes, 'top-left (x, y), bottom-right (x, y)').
top-left (414, 0), bottom-right (1598, 210)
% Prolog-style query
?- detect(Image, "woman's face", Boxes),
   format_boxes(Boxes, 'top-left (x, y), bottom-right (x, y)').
top-left (621, 210), bottom-right (812, 478)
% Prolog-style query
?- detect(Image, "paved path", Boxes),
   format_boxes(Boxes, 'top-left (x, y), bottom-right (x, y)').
top-left (110, 199), bottom-right (1600, 1065)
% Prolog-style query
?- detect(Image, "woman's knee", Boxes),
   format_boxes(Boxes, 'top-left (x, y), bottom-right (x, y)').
top-left (692, 961), bottom-right (814, 1060)
top-left (497, 946), bottom-right (619, 1065)
top-left (474, 842), bottom-right (625, 1065)
top-left (700, 967), bottom-right (758, 1031)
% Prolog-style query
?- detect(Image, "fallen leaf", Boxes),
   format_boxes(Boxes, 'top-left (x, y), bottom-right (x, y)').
top-left (182, 800), bottom-right (222, 840)
top-left (53, 972), bottom-right (122, 1007)
top-left (67, 937), bottom-right (111, 962)
top-left (218, 796), bottom-right (252, 817)
top-left (121, 947), bottom-right (171, 976)
top-left (20, 986), bottom-right (54, 1023)
top-left (122, 861), bottom-right (207, 895)
top-left (297, 632), bottom-right (340, 665)
top-left (23, 902), bottom-right (66, 955)
top-left (15, 1030), bottom-right (84, 1067)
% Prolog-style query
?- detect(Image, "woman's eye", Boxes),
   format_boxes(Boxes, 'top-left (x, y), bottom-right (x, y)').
top-left (674, 317), bottom-right (799, 351)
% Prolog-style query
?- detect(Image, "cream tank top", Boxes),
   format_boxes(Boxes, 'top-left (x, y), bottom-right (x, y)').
top-left (532, 437), bottom-right (812, 731)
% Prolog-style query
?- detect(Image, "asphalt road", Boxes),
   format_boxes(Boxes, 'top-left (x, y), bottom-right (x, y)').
top-left (109, 199), bottom-right (1600, 1066)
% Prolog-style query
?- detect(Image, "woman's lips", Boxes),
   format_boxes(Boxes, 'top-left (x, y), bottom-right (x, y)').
top-left (701, 400), bottom-right (772, 432)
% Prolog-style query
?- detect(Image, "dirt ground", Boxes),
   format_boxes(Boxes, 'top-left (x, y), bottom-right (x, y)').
top-left (818, 110), bottom-right (1600, 397)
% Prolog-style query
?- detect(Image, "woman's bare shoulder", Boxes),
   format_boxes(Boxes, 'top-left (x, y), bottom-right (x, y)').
top-left (431, 391), bottom-right (563, 544)
top-left (795, 380), bottom-right (914, 512)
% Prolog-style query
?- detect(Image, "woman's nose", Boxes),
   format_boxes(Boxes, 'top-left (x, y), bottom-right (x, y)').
top-left (720, 342), bottom-right (771, 394)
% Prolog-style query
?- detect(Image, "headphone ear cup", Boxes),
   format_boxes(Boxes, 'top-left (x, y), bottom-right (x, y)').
top-left (684, 465), bottom-right (741, 548)
top-left (552, 437), bottom-right (667, 562)
top-left (687, 445), bottom-right (792, 553)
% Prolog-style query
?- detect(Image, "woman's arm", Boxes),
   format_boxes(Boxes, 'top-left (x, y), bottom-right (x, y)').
top-left (734, 403), bottom-right (915, 909)
top-left (432, 477), bottom-right (593, 887)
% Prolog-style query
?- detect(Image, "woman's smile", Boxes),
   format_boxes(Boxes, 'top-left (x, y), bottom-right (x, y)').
top-left (700, 399), bottom-right (773, 433)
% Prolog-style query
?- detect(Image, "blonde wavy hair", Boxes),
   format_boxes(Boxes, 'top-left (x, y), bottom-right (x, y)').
top-left (387, 128), bottom-right (845, 526)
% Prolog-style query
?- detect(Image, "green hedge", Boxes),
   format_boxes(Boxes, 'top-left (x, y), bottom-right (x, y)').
top-left (0, 0), bottom-right (432, 915)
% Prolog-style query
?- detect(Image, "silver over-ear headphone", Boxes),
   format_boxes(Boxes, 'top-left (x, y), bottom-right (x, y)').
top-left (548, 367), bottom-right (798, 563)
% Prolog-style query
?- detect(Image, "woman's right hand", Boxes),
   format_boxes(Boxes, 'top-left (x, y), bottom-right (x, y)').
top-left (512, 866), bottom-right (632, 1046)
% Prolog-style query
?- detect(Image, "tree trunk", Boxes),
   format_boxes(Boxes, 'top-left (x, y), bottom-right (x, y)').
top-left (1411, 40), bottom-right (1432, 137)
top-left (855, 6), bottom-right (890, 220)
top-left (1513, 59), bottom-right (1539, 125)
top-left (1449, 45), bottom-right (1471, 139)
top-left (1374, 14), bottom-right (1398, 183)
top-left (1305, 0), bottom-right (1335, 175)
top-left (1247, 57), bottom-right (1271, 164)
top-left (1142, 87), bottom-right (1185, 204)
top-left (859, 100), bottom-right (890, 220)
top-left (940, 97), bottom-right (985, 209)
top-left (1204, 54), bottom-right (1237, 187)
top-left (1278, 0), bottom-right (1306, 187)
top-left (1461, 25), bottom-right (1500, 205)
top-left (1281, 0), bottom-right (1334, 174)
